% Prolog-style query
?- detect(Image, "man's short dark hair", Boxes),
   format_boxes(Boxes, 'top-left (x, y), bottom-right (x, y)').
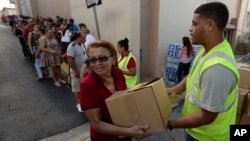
top-left (194, 2), bottom-right (229, 31)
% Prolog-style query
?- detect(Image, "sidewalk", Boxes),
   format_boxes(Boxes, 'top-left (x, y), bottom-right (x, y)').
top-left (38, 123), bottom-right (90, 141)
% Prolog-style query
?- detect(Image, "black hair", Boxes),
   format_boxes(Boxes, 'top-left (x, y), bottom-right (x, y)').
top-left (69, 18), bottom-right (74, 23)
top-left (70, 32), bottom-right (82, 42)
top-left (39, 27), bottom-right (45, 35)
top-left (182, 37), bottom-right (193, 57)
top-left (62, 23), bottom-right (72, 36)
top-left (78, 23), bottom-right (86, 28)
top-left (117, 38), bottom-right (129, 51)
top-left (194, 2), bottom-right (229, 31)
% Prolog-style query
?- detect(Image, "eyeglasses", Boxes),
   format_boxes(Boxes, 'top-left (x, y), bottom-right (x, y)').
top-left (89, 55), bottom-right (113, 64)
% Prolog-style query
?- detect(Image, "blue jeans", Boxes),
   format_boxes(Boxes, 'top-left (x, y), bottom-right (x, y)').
top-left (35, 52), bottom-right (43, 78)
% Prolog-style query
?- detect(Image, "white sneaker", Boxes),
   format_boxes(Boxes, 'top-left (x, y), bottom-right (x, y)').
top-left (77, 104), bottom-right (83, 112)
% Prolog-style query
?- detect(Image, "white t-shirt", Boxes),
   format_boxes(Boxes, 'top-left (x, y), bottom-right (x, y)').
top-left (85, 34), bottom-right (96, 48)
top-left (61, 29), bottom-right (72, 42)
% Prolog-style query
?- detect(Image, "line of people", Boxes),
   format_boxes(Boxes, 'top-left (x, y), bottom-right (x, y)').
top-left (14, 15), bottom-right (138, 114)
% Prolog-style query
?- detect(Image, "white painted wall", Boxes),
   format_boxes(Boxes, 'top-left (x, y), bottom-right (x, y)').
top-left (155, 0), bottom-right (206, 77)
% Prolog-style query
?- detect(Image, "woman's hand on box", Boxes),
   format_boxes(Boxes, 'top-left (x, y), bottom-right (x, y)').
top-left (127, 125), bottom-right (150, 140)
top-left (166, 88), bottom-right (175, 98)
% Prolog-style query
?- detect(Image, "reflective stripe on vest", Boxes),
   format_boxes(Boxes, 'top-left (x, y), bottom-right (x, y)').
top-left (186, 51), bottom-right (238, 112)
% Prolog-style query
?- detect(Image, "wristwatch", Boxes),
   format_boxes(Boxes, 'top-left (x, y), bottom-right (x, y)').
top-left (167, 120), bottom-right (173, 131)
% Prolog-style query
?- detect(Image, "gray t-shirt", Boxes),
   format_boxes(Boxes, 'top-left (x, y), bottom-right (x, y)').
top-left (67, 42), bottom-right (86, 72)
top-left (199, 64), bottom-right (237, 112)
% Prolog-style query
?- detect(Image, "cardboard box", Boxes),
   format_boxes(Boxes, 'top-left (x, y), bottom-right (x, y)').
top-left (236, 113), bottom-right (242, 124)
top-left (239, 114), bottom-right (250, 124)
top-left (237, 88), bottom-right (249, 114)
top-left (238, 68), bottom-right (250, 89)
top-left (237, 63), bottom-right (250, 69)
top-left (243, 93), bottom-right (250, 116)
top-left (106, 78), bottom-right (172, 132)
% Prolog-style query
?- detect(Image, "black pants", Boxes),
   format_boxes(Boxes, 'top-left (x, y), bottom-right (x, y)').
top-left (177, 62), bottom-right (191, 82)
top-left (18, 38), bottom-right (28, 57)
top-left (91, 136), bottom-right (132, 141)
top-left (61, 41), bottom-right (70, 55)
top-left (27, 47), bottom-right (35, 64)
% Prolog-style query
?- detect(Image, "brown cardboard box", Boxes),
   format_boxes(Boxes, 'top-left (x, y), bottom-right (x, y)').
top-left (236, 113), bottom-right (242, 124)
top-left (240, 114), bottom-right (250, 124)
top-left (237, 88), bottom-right (249, 114)
top-left (106, 78), bottom-right (172, 132)
top-left (238, 68), bottom-right (250, 89)
top-left (236, 63), bottom-right (250, 69)
top-left (243, 93), bottom-right (250, 116)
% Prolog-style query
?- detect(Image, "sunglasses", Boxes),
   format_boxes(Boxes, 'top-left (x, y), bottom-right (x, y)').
top-left (89, 55), bottom-right (113, 64)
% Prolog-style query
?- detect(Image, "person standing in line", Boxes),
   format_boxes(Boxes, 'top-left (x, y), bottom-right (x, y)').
top-left (60, 23), bottom-right (72, 55)
top-left (79, 40), bottom-right (150, 141)
top-left (40, 28), bottom-right (63, 87)
top-left (35, 27), bottom-right (46, 80)
top-left (80, 27), bottom-right (96, 48)
top-left (15, 21), bottom-right (28, 58)
top-left (177, 36), bottom-right (194, 82)
top-left (27, 23), bottom-right (41, 60)
top-left (117, 38), bottom-right (137, 88)
top-left (22, 19), bottom-right (33, 64)
top-left (69, 18), bottom-right (78, 34)
top-left (166, 2), bottom-right (239, 141)
top-left (67, 32), bottom-right (87, 112)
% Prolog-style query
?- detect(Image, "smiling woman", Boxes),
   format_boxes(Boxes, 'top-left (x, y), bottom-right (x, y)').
top-left (79, 40), bottom-right (150, 141)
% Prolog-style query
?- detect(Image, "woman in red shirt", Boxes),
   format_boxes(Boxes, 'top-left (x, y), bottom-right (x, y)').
top-left (80, 40), bottom-right (149, 141)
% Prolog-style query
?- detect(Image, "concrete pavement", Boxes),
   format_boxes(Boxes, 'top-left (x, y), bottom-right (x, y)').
top-left (38, 123), bottom-right (90, 141)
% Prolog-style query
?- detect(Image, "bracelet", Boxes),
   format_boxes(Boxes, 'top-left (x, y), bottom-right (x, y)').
top-left (167, 120), bottom-right (173, 131)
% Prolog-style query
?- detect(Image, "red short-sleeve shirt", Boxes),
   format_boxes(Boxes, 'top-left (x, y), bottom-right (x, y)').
top-left (80, 68), bottom-right (126, 141)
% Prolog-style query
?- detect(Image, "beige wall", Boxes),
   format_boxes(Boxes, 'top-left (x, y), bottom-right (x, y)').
top-left (34, 0), bottom-right (71, 19)
top-left (16, 0), bottom-right (71, 19)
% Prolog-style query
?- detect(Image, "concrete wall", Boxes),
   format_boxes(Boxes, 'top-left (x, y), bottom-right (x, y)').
top-left (34, 0), bottom-right (71, 19)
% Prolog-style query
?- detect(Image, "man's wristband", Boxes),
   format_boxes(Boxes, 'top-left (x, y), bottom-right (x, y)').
top-left (167, 120), bottom-right (173, 131)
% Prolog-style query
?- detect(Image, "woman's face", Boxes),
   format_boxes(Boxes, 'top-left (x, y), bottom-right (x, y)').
top-left (46, 30), bottom-right (54, 39)
top-left (117, 44), bottom-right (123, 54)
top-left (33, 25), bottom-right (39, 32)
top-left (88, 47), bottom-right (115, 76)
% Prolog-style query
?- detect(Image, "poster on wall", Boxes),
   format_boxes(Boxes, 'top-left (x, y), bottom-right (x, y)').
top-left (86, 0), bottom-right (102, 9)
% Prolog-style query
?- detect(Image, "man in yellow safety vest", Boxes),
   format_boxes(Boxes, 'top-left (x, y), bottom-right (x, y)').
top-left (167, 2), bottom-right (239, 141)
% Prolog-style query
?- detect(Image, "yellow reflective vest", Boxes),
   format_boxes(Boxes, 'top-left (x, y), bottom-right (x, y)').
top-left (118, 52), bottom-right (137, 88)
top-left (183, 40), bottom-right (239, 141)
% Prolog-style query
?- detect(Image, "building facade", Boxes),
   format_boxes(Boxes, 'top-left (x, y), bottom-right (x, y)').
top-left (12, 0), bottom-right (250, 81)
